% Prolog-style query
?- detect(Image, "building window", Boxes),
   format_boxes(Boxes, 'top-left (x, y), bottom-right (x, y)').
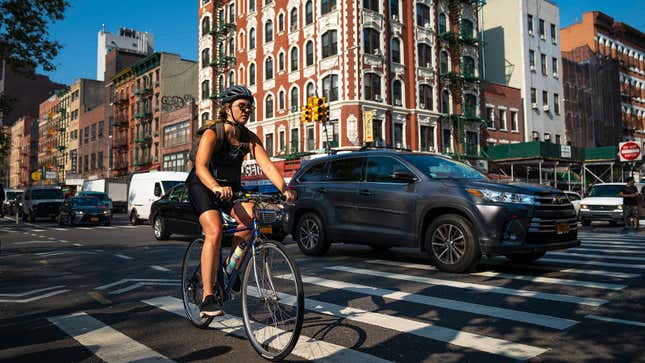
top-left (265, 57), bottom-right (274, 80)
top-left (201, 49), bottom-right (210, 68)
top-left (527, 14), bottom-right (534, 34)
top-left (278, 51), bottom-right (285, 72)
top-left (278, 129), bottom-right (286, 154)
top-left (305, 1), bottom-right (313, 24)
top-left (394, 122), bottom-right (403, 147)
top-left (290, 87), bottom-right (299, 112)
top-left (486, 106), bottom-right (494, 128)
top-left (420, 125), bottom-right (434, 152)
top-left (441, 90), bottom-right (450, 114)
top-left (202, 80), bottom-right (210, 100)
top-left (465, 131), bottom-right (478, 156)
top-left (363, 27), bottom-right (380, 54)
top-left (539, 18), bottom-right (545, 39)
top-left (464, 94), bottom-right (477, 117)
top-left (265, 95), bottom-right (274, 118)
top-left (91, 153), bottom-right (96, 170)
top-left (498, 109), bottom-right (506, 130)
top-left (554, 93), bottom-right (560, 114)
top-left (321, 30), bottom-right (338, 58)
top-left (306, 41), bottom-right (314, 66)
top-left (542, 90), bottom-right (549, 108)
top-left (391, 38), bottom-right (401, 63)
top-left (265, 20), bottom-right (273, 42)
top-left (278, 13), bottom-right (284, 32)
top-left (364, 73), bottom-right (381, 101)
top-left (416, 3), bottom-right (430, 27)
top-left (84, 155), bottom-right (89, 172)
top-left (442, 128), bottom-right (452, 153)
top-left (264, 133), bottom-right (274, 157)
top-left (419, 84), bottom-right (432, 110)
top-left (373, 119), bottom-right (384, 146)
top-left (529, 49), bottom-right (536, 70)
top-left (322, 74), bottom-right (339, 101)
top-left (461, 19), bottom-right (474, 39)
top-left (541, 53), bottom-right (547, 75)
top-left (531, 88), bottom-right (537, 106)
top-left (418, 43), bottom-right (432, 68)
top-left (91, 124), bottom-right (97, 141)
top-left (307, 82), bottom-right (315, 98)
top-left (550, 23), bottom-right (557, 43)
top-left (163, 121), bottom-right (190, 147)
top-left (555, 134), bottom-right (561, 144)
top-left (322, 120), bottom-right (338, 148)
top-left (98, 151), bottom-right (104, 169)
top-left (552, 57), bottom-right (558, 77)
top-left (290, 47), bottom-right (299, 71)
top-left (202, 16), bottom-right (210, 36)
top-left (438, 13), bottom-right (447, 34)
top-left (98, 121), bottom-right (104, 138)
top-left (439, 51), bottom-right (449, 74)
top-left (306, 125), bottom-right (315, 151)
top-left (290, 7), bottom-right (298, 32)
top-left (321, 0), bottom-right (336, 15)
top-left (364, 0), bottom-right (378, 12)
top-left (462, 56), bottom-right (475, 76)
top-left (392, 80), bottom-right (402, 106)
top-left (249, 0), bottom-right (255, 12)
top-left (249, 28), bottom-right (256, 49)
top-left (390, 0), bottom-right (399, 18)
top-left (249, 63), bottom-right (256, 86)
top-left (511, 110), bottom-right (518, 131)
top-left (290, 127), bottom-right (299, 153)
top-left (228, 70), bottom-right (234, 87)
top-left (163, 151), bottom-right (190, 172)
top-left (279, 90), bottom-right (285, 110)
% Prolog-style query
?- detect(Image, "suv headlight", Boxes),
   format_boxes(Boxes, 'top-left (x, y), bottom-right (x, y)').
top-left (74, 210), bottom-right (84, 215)
top-left (467, 189), bottom-right (536, 205)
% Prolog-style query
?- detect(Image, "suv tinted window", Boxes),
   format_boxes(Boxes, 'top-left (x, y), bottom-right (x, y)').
top-left (366, 157), bottom-right (411, 183)
top-left (299, 162), bottom-right (328, 182)
top-left (169, 186), bottom-right (183, 201)
top-left (328, 157), bottom-right (364, 182)
top-left (402, 154), bottom-right (486, 180)
top-left (31, 189), bottom-right (64, 199)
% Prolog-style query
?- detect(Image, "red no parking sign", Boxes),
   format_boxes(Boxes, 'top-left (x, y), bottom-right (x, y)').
top-left (618, 141), bottom-right (642, 162)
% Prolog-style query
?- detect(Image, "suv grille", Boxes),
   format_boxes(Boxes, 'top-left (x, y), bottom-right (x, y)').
top-left (588, 205), bottom-right (617, 211)
top-left (529, 193), bottom-right (577, 234)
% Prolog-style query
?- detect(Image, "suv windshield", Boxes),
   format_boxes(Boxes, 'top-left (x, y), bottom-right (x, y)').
top-left (31, 189), bottom-right (64, 199)
top-left (588, 184), bottom-right (623, 198)
top-left (6, 192), bottom-right (21, 200)
top-left (72, 197), bottom-right (101, 206)
top-left (401, 155), bottom-right (487, 180)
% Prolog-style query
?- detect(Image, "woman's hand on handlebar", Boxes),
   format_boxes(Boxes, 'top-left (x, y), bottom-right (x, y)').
top-left (282, 189), bottom-right (297, 203)
top-left (212, 185), bottom-right (233, 200)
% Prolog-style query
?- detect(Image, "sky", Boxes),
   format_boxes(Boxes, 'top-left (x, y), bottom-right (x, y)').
top-left (40, 0), bottom-right (644, 86)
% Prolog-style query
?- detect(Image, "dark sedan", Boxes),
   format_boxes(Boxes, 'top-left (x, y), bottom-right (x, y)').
top-left (58, 197), bottom-right (113, 226)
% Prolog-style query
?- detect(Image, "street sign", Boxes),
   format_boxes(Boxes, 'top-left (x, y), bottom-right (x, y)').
top-left (45, 171), bottom-right (57, 179)
top-left (618, 141), bottom-right (642, 162)
top-left (364, 110), bottom-right (374, 143)
top-left (560, 145), bottom-right (571, 158)
top-left (31, 171), bottom-right (42, 181)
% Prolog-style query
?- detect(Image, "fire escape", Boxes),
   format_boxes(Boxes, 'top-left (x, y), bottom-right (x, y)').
top-left (209, 2), bottom-right (237, 106)
top-left (112, 91), bottom-right (130, 176)
top-left (134, 77), bottom-right (153, 170)
top-left (55, 106), bottom-right (68, 183)
top-left (438, 0), bottom-right (485, 158)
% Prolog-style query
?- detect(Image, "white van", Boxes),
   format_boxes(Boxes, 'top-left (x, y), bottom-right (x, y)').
top-left (128, 171), bottom-right (188, 225)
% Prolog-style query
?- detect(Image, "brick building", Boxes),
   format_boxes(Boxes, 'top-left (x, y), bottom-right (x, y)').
top-left (480, 82), bottom-right (525, 146)
top-left (38, 95), bottom-right (60, 185)
top-left (561, 11), bottom-right (645, 148)
top-left (78, 103), bottom-right (108, 179)
top-left (160, 101), bottom-right (197, 172)
top-left (8, 116), bottom-right (35, 188)
top-left (198, 0), bottom-right (484, 158)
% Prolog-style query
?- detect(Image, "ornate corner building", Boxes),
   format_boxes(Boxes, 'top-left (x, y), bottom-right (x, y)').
top-left (198, 0), bottom-right (484, 158)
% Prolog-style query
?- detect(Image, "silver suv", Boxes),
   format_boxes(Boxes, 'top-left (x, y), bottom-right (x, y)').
top-left (287, 150), bottom-right (580, 273)
top-left (21, 186), bottom-right (65, 222)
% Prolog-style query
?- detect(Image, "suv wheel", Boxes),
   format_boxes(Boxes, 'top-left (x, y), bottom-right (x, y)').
top-left (130, 209), bottom-right (140, 225)
top-left (426, 214), bottom-right (480, 273)
top-left (505, 252), bottom-right (545, 263)
top-left (153, 216), bottom-right (170, 240)
top-left (295, 212), bottom-right (330, 256)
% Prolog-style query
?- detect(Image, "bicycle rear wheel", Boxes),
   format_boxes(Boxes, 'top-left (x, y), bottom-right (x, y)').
top-left (241, 240), bottom-right (304, 361)
top-left (181, 238), bottom-right (213, 328)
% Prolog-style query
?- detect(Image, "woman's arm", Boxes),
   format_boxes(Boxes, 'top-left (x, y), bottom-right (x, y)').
top-left (248, 132), bottom-right (296, 201)
top-left (194, 129), bottom-right (219, 190)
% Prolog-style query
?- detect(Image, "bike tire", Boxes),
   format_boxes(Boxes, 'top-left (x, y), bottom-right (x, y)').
top-left (181, 238), bottom-right (214, 328)
top-left (241, 240), bottom-right (304, 361)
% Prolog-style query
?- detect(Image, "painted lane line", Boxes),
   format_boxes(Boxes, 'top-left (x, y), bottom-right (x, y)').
top-left (48, 312), bottom-right (175, 363)
top-left (470, 271), bottom-right (627, 290)
top-left (52, 227), bottom-right (67, 231)
top-left (326, 266), bottom-right (607, 307)
top-left (73, 243), bottom-right (83, 247)
top-left (48, 237), bottom-right (56, 240)
top-left (122, 225), bottom-right (137, 229)
top-left (540, 258), bottom-right (645, 270)
top-left (114, 254), bottom-right (133, 260)
top-left (0, 289), bottom-right (70, 303)
top-left (13, 240), bottom-right (60, 245)
top-left (110, 282), bottom-right (181, 295)
top-left (247, 287), bottom-right (548, 361)
top-left (79, 227), bottom-right (92, 230)
top-left (150, 265), bottom-right (171, 272)
top-left (585, 314), bottom-right (645, 327)
top-left (0, 285), bottom-right (66, 297)
top-left (95, 278), bottom-right (180, 290)
top-left (292, 274), bottom-right (577, 330)
top-left (32, 229), bottom-right (45, 232)
top-left (59, 240), bottom-right (68, 243)
top-left (144, 296), bottom-right (392, 363)
top-left (549, 252), bottom-right (645, 262)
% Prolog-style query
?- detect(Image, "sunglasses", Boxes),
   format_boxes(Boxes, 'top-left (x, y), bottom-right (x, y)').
top-left (235, 104), bottom-right (255, 112)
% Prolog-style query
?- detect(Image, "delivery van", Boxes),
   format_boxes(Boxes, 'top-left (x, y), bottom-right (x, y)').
top-left (127, 171), bottom-right (188, 225)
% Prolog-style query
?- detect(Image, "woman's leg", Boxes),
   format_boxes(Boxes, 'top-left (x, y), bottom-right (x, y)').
top-left (230, 201), bottom-right (254, 256)
top-left (199, 209), bottom-right (224, 300)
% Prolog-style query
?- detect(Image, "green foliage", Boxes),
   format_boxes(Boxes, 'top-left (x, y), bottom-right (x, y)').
top-left (0, 127), bottom-right (10, 165)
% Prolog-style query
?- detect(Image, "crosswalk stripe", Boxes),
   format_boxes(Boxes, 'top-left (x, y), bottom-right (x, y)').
top-left (585, 314), bottom-right (645, 327)
top-left (48, 312), bottom-right (174, 363)
top-left (13, 240), bottom-right (59, 245)
top-left (573, 247), bottom-right (645, 255)
top-left (540, 257), bottom-right (645, 270)
top-left (295, 274), bottom-right (578, 330)
top-left (326, 266), bottom-right (607, 307)
top-left (581, 239), bottom-right (645, 246)
top-left (550, 252), bottom-right (645, 262)
top-left (470, 271), bottom-right (627, 290)
top-left (582, 242), bottom-right (645, 249)
top-left (143, 296), bottom-right (393, 363)
top-left (246, 288), bottom-right (548, 360)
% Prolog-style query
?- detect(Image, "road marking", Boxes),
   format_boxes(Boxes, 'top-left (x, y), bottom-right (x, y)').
top-left (470, 271), bottom-right (627, 290)
top-left (326, 266), bottom-right (607, 307)
top-left (573, 247), bottom-right (645, 254)
top-left (13, 240), bottom-right (59, 245)
top-left (540, 258), bottom-right (645, 270)
top-left (248, 288), bottom-right (548, 360)
top-left (292, 274), bottom-right (577, 330)
top-left (110, 282), bottom-right (180, 295)
top-left (48, 312), bottom-right (174, 363)
top-left (32, 229), bottom-right (45, 232)
top-left (79, 227), bottom-right (92, 230)
top-left (150, 265), bottom-right (170, 272)
top-left (550, 252), bottom-right (645, 262)
top-left (122, 225), bottom-right (138, 229)
top-left (73, 243), bottom-right (84, 247)
top-left (87, 291), bottom-right (112, 305)
top-left (47, 237), bottom-right (56, 240)
top-left (0, 289), bottom-right (69, 303)
top-left (144, 296), bottom-right (394, 363)
top-left (585, 314), bottom-right (645, 327)
top-left (114, 254), bottom-right (133, 260)
top-left (59, 240), bottom-right (69, 243)
top-left (96, 278), bottom-right (180, 290)
top-left (52, 228), bottom-right (67, 231)
top-left (582, 240), bottom-right (645, 246)
top-left (0, 285), bottom-right (66, 297)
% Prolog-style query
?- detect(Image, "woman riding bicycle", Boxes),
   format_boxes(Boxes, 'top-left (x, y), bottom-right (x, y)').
top-left (186, 85), bottom-right (297, 317)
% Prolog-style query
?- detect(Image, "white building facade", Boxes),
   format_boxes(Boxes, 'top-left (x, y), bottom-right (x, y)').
top-left (97, 26), bottom-right (154, 81)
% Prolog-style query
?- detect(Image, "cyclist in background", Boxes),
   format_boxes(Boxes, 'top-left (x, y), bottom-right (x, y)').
top-left (186, 85), bottom-right (296, 317)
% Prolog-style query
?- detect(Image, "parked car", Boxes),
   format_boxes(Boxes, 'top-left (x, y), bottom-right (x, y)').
top-left (128, 171), bottom-right (188, 225)
top-left (149, 183), bottom-right (286, 242)
top-left (21, 186), bottom-right (65, 222)
top-left (58, 196), bottom-right (112, 226)
top-left (578, 182), bottom-right (645, 226)
top-left (287, 149), bottom-right (580, 273)
top-left (81, 179), bottom-right (127, 213)
top-left (77, 191), bottom-right (112, 211)
top-left (563, 191), bottom-right (582, 215)
top-left (2, 188), bottom-right (22, 215)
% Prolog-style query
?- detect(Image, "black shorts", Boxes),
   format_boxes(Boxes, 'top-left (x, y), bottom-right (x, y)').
top-left (186, 171), bottom-right (243, 217)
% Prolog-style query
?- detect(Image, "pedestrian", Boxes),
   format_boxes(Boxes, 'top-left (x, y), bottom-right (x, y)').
top-left (620, 177), bottom-right (641, 233)
top-left (0, 183), bottom-right (5, 218)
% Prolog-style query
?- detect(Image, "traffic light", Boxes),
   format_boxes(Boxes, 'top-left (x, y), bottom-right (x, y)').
top-left (312, 97), bottom-right (324, 122)
top-left (300, 104), bottom-right (312, 123)
top-left (318, 97), bottom-right (329, 123)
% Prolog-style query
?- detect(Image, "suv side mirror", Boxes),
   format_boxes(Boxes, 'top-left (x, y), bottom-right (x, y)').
top-left (154, 183), bottom-right (162, 197)
top-left (391, 170), bottom-right (417, 183)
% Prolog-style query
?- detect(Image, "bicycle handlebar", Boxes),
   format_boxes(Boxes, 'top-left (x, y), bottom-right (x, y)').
top-left (214, 190), bottom-right (286, 203)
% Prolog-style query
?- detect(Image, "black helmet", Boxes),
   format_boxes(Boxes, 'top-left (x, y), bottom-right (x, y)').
top-left (220, 85), bottom-right (254, 104)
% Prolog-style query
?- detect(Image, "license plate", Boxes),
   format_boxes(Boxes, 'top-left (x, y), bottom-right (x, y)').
top-left (260, 226), bottom-right (273, 234)
top-left (90, 217), bottom-right (99, 222)
top-left (556, 223), bottom-right (570, 234)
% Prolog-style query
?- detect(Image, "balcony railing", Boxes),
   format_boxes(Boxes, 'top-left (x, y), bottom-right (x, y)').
top-left (209, 22), bottom-right (236, 36)
top-left (135, 111), bottom-right (153, 119)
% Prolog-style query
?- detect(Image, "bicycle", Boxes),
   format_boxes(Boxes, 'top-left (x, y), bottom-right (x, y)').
top-left (181, 191), bottom-right (304, 361)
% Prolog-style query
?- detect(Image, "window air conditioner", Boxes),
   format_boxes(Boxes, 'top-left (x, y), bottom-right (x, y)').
top-left (394, 99), bottom-right (402, 106)
top-left (530, 65), bottom-right (536, 71)
top-left (531, 103), bottom-right (538, 109)
top-left (420, 102), bottom-right (426, 109)
top-left (424, 22), bottom-right (431, 29)
top-left (373, 49), bottom-right (381, 56)
top-left (392, 15), bottom-right (398, 22)
top-left (543, 104), bottom-right (550, 112)
top-left (374, 95), bottom-right (383, 102)
top-left (426, 62), bottom-right (432, 68)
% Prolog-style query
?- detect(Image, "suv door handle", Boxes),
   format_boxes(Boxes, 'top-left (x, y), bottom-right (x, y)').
top-left (359, 190), bottom-right (373, 196)
top-left (315, 187), bottom-right (327, 193)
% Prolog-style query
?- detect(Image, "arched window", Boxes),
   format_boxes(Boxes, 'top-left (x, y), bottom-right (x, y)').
top-left (305, 1), bottom-right (313, 24)
top-left (218, 75), bottom-right (225, 95)
top-left (438, 13), bottom-right (447, 34)
top-left (322, 74), bottom-right (339, 101)
top-left (441, 90), bottom-right (450, 114)
top-left (249, 63), bottom-right (256, 86)
top-left (461, 19), bottom-right (474, 39)
top-left (364, 73), bottom-right (381, 101)
top-left (440, 50), bottom-right (449, 74)
top-left (464, 94), bottom-right (477, 117)
top-left (279, 90), bottom-right (285, 110)
top-left (321, 30), bottom-right (338, 58)
top-left (201, 48), bottom-right (210, 68)
top-left (265, 57), bottom-right (274, 80)
top-left (321, 0), bottom-right (337, 15)
top-left (201, 80), bottom-right (210, 100)
top-left (392, 79), bottom-right (402, 105)
top-left (363, 27), bottom-right (380, 54)
top-left (278, 51), bottom-right (285, 72)
top-left (265, 95), bottom-right (274, 118)
top-left (228, 38), bottom-right (234, 55)
top-left (228, 70), bottom-right (234, 87)
top-left (265, 20), bottom-right (273, 42)
top-left (390, 0), bottom-right (399, 18)
top-left (416, 4), bottom-right (430, 27)
top-left (418, 43), bottom-right (432, 68)
top-left (249, 0), bottom-right (256, 12)
top-left (249, 28), bottom-right (256, 49)
top-left (290, 47), bottom-right (299, 71)
top-left (306, 82), bottom-right (315, 98)
top-left (278, 13), bottom-right (284, 32)
top-left (290, 7), bottom-right (298, 32)
top-left (419, 84), bottom-right (433, 110)
top-left (306, 41), bottom-right (314, 66)
top-left (202, 17), bottom-right (210, 37)
top-left (462, 56), bottom-right (476, 76)
top-left (391, 38), bottom-right (401, 63)
top-left (290, 87), bottom-right (299, 111)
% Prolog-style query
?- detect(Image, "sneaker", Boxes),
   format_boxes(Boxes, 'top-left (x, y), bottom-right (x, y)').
top-left (199, 295), bottom-right (223, 317)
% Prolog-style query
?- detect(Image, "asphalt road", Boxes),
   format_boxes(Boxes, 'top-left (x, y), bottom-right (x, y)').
top-left (1, 215), bottom-right (644, 363)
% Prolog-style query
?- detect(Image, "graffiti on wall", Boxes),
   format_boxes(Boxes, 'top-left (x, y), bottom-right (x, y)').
top-left (161, 95), bottom-right (195, 113)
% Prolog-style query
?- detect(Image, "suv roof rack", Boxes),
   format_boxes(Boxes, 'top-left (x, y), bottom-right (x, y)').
top-left (358, 145), bottom-right (412, 152)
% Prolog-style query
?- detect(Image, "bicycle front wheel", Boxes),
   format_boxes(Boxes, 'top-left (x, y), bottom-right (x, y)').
top-left (181, 238), bottom-right (213, 328)
top-left (241, 240), bottom-right (304, 361)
